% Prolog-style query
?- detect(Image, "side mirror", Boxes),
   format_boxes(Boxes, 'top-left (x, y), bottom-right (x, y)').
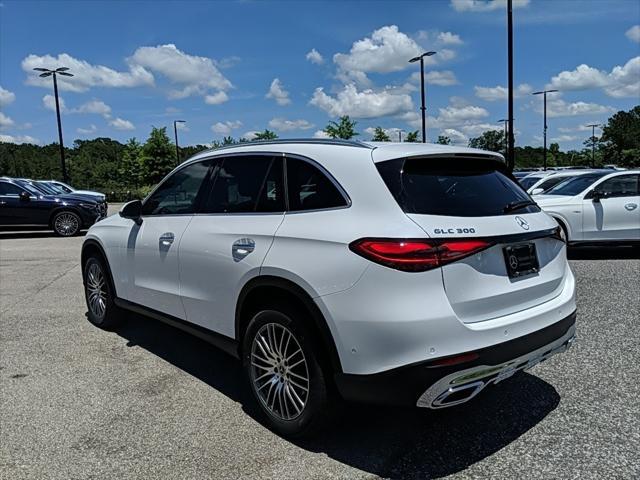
top-left (19, 191), bottom-right (31, 202)
top-left (589, 190), bottom-right (602, 203)
top-left (531, 188), bottom-right (544, 195)
top-left (119, 200), bottom-right (143, 224)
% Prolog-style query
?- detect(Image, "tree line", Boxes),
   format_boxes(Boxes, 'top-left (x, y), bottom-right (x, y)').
top-left (1, 107), bottom-right (637, 200)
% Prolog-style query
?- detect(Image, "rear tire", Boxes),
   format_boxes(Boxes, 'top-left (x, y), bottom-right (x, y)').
top-left (53, 211), bottom-right (81, 236)
top-left (83, 255), bottom-right (122, 330)
top-left (242, 307), bottom-right (332, 437)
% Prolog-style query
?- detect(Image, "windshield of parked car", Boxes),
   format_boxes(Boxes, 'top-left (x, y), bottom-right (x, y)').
top-left (544, 172), bottom-right (609, 196)
top-left (53, 182), bottom-right (74, 193)
top-left (43, 182), bottom-right (67, 194)
top-left (34, 182), bottom-right (61, 195)
top-left (535, 175), bottom-right (576, 192)
top-left (519, 176), bottom-right (544, 190)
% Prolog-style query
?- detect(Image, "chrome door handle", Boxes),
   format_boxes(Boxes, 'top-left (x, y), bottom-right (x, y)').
top-left (159, 232), bottom-right (175, 246)
top-left (624, 203), bottom-right (637, 211)
top-left (232, 238), bottom-right (255, 262)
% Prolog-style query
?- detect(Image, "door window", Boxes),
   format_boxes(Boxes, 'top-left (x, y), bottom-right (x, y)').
top-left (596, 175), bottom-right (639, 198)
top-left (202, 156), bottom-right (284, 213)
top-left (141, 160), bottom-right (212, 215)
top-left (286, 157), bottom-right (347, 211)
top-left (0, 182), bottom-right (23, 196)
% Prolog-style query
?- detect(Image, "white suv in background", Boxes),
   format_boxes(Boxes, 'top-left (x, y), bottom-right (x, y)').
top-left (81, 139), bottom-right (576, 436)
top-left (535, 170), bottom-right (640, 244)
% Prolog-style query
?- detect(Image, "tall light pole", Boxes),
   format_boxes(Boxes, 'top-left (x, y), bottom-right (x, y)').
top-left (173, 120), bottom-right (186, 165)
top-left (498, 118), bottom-right (509, 155)
top-left (33, 67), bottom-right (73, 182)
top-left (409, 51), bottom-right (436, 143)
top-left (507, 0), bottom-right (515, 171)
top-left (532, 89), bottom-right (558, 171)
top-left (586, 123), bottom-right (601, 167)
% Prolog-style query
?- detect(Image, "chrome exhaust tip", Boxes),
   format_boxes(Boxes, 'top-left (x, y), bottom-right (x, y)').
top-left (432, 380), bottom-right (485, 408)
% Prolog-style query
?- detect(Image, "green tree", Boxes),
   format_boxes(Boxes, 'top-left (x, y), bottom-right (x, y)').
top-left (253, 130), bottom-right (278, 141)
top-left (323, 116), bottom-right (358, 139)
top-left (119, 138), bottom-right (143, 188)
top-left (468, 130), bottom-right (505, 154)
top-left (222, 136), bottom-right (236, 145)
top-left (140, 127), bottom-right (175, 185)
top-left (600, 106), bottom-right (640, 167)
top-left (404, 130), bottom-right (419, 143)
top-left (436, 135), bottom-right (451, 145)
top-left (371, 127), bottom-right (390, 142)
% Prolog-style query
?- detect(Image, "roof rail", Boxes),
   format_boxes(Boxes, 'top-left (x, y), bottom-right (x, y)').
top-left (201, 138), bottom-right (373, 154)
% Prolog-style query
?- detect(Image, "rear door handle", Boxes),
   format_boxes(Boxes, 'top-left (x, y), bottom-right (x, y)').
top-left (159, 232), bottom-right (175, 246)
top-left (624, 203), bottom-right (637, 211)
top-left (232, 238), bottom-right (255, 262)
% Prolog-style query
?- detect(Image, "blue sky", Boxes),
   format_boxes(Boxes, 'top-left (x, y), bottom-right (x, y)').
top-left (0, 0), bottom-right (638, 150)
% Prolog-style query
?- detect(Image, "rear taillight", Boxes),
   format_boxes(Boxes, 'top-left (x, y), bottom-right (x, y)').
top-left (349, 238), bottom-right (493, 272)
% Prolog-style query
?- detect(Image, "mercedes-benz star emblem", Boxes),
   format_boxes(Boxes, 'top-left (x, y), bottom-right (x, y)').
top-left (509, 254), bottom-right (519, 270)
top-left (515, 216), bottom-right (530, 230)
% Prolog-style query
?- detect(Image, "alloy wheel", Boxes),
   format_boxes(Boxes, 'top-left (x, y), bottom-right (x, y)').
top-left (86, 262), bottom-right (107, 320)
top-left (54, 213), bottom-right (79, 236)
top-left (250, 323), bottom-right (310, 421)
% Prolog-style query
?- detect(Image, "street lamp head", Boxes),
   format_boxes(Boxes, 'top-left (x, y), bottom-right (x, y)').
top-left (532, 89), bottom-right (558, 95)
top-left (33, 67), bottom-right (50, 72)
top-left (55, 67), bottom-right (70, 72)
top-left (39, 72), bottom-right (53, 78)
top-left (175, 120), bottom-right (186, 123)
top-left (409, 51), bottom-right (437, 63)
top-left (497, 118), bottom-right (508, 122)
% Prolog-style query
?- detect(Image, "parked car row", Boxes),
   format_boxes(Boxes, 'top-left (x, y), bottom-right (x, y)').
top-left (0, 177), bottom-right (108, 236)
top-left (517, 169), bottom-right (640, 244)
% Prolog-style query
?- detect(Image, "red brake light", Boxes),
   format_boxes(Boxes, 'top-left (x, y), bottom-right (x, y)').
top-left (349, 238), bottom-right (492, 272)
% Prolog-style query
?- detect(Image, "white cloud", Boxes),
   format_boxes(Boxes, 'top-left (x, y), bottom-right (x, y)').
top-left (550, 134), bottom-right (578, 143)
top-left (241, 131), bottom-right (259, 141)
top-left (73, 99), bottom-right (111, 118)
top-left (306, 49), bottom-right (324, 65)
top-left (313, 130), bottom-right (331, 139)
top-left (364, 126), bottom-right (404, 141)
top-left (547, 57), bottom-right (640, 98)
top-left (129, 44), bottom-right (231, 101)
top-left (77, 124), bottom-right (97, 135)
top-left (109, 117), bottom-right (135, 130)
top-left (450, 0), bottom-right (529, 12)
top-left (211, 120), bottom-right (242, 135)
top-left (22, 53), bottom-right (154, 93)
top-left (0, 134), bottom-right (40, 144)
top-left (474, 83), bottom-right (532, 101)
top-left (42, 94), bottom-right (65, 112)
top-left (545, 98), bottom-right (614, 118)
top-left (441, 128), bottom-right (468, 145)
top-left (0, 86), bottom-right (15, 107)
top-left (626, 25), bottom-right (640, 43)
top-left (310, 84), bottom-right (413, 119)
top-left (412, 70), bottom-right (459, 86)
top-left (204, 91), bottom-right (229, 105)
top-left (460, 123), bottom-right (500, 137)
top-left (437, 32), bottom-right (463, 45)
top-left (436, 104), bottom-right (489, 125)
top-left (0, 112), bottom-right (15, 128)
top-left (332, 25), bottom-right (447, 84)
top-left (266, 78), bottom-right (291, 106)
top-left (268, 118), bottom-right (314, 131)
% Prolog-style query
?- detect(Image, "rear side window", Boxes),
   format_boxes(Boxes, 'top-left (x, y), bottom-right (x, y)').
top-left (202, 156), bottom-right (284, 213)
top-left (286, 157), bottom-right (347, 211)
top-left (376, 157), bottom-right (538, 217)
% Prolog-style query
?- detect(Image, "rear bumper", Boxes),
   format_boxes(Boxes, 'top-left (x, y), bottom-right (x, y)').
top-left (334, 310), bottom-right (576, 407)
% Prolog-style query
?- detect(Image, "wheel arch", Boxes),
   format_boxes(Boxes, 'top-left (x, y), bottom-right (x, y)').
top-left (549, 214), bottom-right (572, 241)
top-left (81, 239), bottom-right (118, 297)
top-left (235, 275), bottom-right (343, 374)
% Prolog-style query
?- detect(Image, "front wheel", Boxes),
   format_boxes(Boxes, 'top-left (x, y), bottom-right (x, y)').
top-left (53, 211), bottom-right (81, 236)
top-left (83, 255), bottom-right (122, 329)
top-left (243, 308), bottom-right (332, 437)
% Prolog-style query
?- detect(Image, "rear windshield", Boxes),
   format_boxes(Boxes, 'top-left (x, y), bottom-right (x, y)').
top-left (544, 172), bottom-right (609, 196)
top-left (376, 157), bottom-right (539, 217)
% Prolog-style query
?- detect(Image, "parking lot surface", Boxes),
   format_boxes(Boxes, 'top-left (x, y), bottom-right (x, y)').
top-left (1, 213), bottom-right (639, 479)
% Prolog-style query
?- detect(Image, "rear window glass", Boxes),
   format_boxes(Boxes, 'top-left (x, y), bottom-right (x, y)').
top-left (376, 157), bottom-right (538, 217)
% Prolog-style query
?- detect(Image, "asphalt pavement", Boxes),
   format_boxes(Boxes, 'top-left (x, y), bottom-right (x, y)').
top-left (1, 214), bottom-right (639, 479)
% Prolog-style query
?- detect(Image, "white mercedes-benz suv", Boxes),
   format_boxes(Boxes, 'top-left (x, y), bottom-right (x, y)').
top-left (81, 139), bottom-right (576, 436)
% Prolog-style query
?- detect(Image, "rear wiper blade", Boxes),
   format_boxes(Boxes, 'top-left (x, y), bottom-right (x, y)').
top-left (503, 199), bottom-right (536, 213)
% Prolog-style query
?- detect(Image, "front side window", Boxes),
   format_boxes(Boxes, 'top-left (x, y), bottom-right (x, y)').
top-left (595, 174), bottom-right (639, 198)
top-left (202, 156), bottom-right (284, 213)
top-left (142, 160), bottom-right (212, 215)
top-left (286, 157), bottom-right (347, 211)
top-left (0, 182), bottom-right (23, 195)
